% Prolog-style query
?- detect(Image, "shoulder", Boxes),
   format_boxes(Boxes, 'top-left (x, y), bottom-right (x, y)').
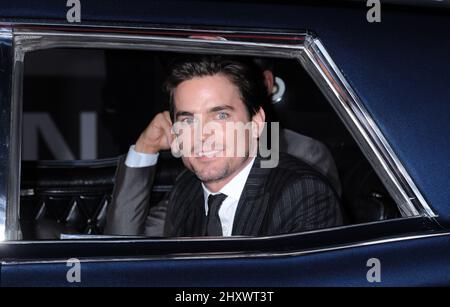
top-left (265, 152), bottom-right (324, 180)
top-left (262, 152), bottom-right (336, 195)
top-left (260, 153), bottom-right (344, 233)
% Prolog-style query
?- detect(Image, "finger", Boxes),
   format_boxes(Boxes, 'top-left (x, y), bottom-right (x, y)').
top-left (159, 117), bottom-right (174, 144)
top-left (159, 115), bottom-right (173, 134)
top-left (164, 127), bottom-right (175, 148)
top-left (162, 111), bottom-right (172, 125)
top-left (152, 112), bottom-right (170, 130)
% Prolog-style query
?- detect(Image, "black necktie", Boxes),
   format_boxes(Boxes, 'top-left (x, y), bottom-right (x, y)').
top-left (206, 193), bottom-right (227, 236)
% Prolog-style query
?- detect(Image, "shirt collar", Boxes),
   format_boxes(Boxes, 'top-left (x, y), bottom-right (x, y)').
top-left (202, 156), bottom-right (256, 210)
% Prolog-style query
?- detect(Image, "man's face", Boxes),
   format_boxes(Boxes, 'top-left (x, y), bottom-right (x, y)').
top-left (173, 74), bottom-right (260, 184)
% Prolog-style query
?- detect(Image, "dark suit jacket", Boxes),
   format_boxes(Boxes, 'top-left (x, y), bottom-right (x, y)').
top-left (105, 153), bottom-right (345, 237)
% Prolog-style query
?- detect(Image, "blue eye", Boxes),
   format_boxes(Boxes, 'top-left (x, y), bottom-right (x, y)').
top-left (181, 117), bottom-right (195, 125)
top-left (217, 112), bottom-right (229, 120)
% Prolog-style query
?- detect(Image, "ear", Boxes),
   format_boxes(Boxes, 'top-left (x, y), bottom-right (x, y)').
top-left (263, 70), bottom-right (274, 95)
top-left (252, 107), bottom-right (266, 139)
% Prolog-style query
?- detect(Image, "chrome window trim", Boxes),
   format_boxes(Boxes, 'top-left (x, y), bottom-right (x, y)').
top-left (3, 25), bottom-right (434, 241)
top-left (1, 217), bottom-right (408, 245)
top-left (3, 229), bottom-right (449, 266)
top-left (0, 28), bottom-right (13, 242)
top-left (301, 37), bottom-right (435, 217)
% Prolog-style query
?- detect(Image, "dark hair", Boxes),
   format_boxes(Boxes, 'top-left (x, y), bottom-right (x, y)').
top-left (164, 55), bottom-right (270, 120)
top-left (253, 57), bottom-right (274, 72)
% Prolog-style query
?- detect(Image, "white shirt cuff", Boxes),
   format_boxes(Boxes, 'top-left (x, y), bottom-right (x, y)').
top-left (125, 145), bottom-right (159, 167)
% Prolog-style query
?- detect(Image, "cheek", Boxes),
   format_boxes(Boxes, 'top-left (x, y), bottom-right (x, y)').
top-left (224, 129), bottom-right (235, 149)
top-left (218, 123), bottom-right (228, 145)
top-left (225, 124), bottom-right (251, 148)
top-left (181, 156), bottom-right (194, 170)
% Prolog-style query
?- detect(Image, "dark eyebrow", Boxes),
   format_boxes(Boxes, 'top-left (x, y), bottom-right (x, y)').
top-left (208, 105), bottom-right (235, 113)
top-left (175, 111), bottom-right (194, 119)
top-left (175, 105), bottom-right (235, 119)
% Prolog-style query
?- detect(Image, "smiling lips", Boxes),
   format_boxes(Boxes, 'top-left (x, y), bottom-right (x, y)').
top-left (194, 148), bottom-right (224, 160)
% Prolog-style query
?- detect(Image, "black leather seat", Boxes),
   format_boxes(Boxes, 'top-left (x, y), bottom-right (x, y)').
top-left (20, 152), bottom-right (184, 239)
top-left (340, 158), bottom-right (400, 223)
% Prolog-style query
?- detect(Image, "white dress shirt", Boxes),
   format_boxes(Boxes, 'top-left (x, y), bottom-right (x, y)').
top-left (125, 145), bottom-right (256, 236)
top-left (201, 157), bottom-right (255, 236)
top-left (125, 145), bottom-right (159, 167)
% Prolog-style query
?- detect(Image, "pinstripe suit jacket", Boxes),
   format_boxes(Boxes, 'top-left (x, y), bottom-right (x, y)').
top-left (105, 153), bottom-right (345, 237)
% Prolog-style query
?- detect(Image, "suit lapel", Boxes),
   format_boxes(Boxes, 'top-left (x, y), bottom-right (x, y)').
top-left (183, 181), bottom-right (206, 236)
top-left (232, 156), bottom-right (272, 236)
top-left (167, 174), bottom-right (205, 237)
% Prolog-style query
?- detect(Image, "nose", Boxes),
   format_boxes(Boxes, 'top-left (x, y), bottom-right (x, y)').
top-left (200, 125), bottom-right (212, 142)
top-left (198, 117), bottom-right (215, 142)
top-left (198, 118), bottom-right (223, 152)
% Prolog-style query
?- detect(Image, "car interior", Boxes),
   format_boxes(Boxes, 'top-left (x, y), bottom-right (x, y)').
top-left (19, 48), bottom-right (401, 240)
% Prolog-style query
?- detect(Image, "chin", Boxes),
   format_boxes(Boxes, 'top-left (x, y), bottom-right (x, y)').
top-left (191, 162), bottom-right (229, 183)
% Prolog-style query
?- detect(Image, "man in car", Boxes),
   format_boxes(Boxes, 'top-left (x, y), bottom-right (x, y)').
top-left (255, 58), bottom-right (341, 196)
top-left (105, 55), bottom-right (345, 237)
